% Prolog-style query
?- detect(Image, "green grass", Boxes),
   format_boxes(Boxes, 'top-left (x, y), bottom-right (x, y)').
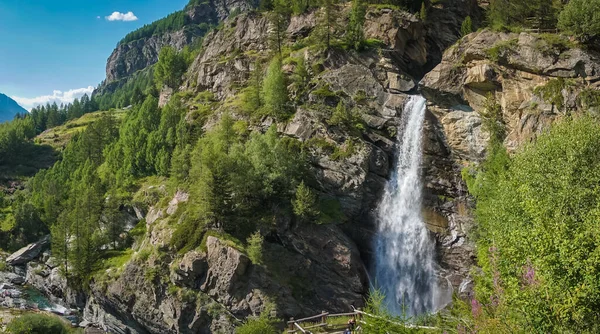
top-left (1, 311), bottom-right (83, 334)
top-left (131, 176), bottom-right (172, 207)
top-left (35, 109), bottom-right (125, 150)
top-left (485, 38), bottom-right (518, 62)
top-left (93, 249), bottom-right (133, 286)
top-left (198, 230), bottom-right (245, 253)
top-left (534, 33), bottom-right (576, 56)
top-left (99, 249), bottom-right (133, 269)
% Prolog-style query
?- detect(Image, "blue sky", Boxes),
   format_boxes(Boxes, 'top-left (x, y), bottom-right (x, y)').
top-left (0, 0), bottom-right (188, 109)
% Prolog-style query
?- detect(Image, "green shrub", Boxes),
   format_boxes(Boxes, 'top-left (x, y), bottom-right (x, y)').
top-left (485, 38), bottom-right (518, 62)
top-left (137, 248), bottom-right (151, 262)
top-left (331, 139), bottom-right (357, 161)
top-left (6, 313), bottom-right (71, 334)
top-left (129, 220), bottom-right (147, 239)
top-left (558, 0), bottom-right (600, 43)
top-left (480, 93), bottom-right (506, 143)
top-left (236, 313), bottom-right (277, 334)
top-left (534, 33), bottom-right (575, 56)
top-left (578, 88), bottom-right (600, 112)
top-left (461, 16), bottom-right (473, 37)
top-left (465, 117), bottom-right (600, 332)
top-left (246, 232), bottom-right (264, 265)
top-left (533, 78), bottom-right (575, 111)
top-left (292, 181), bottom-right (320, 223)
top-left (312, 84), bottom-right (337, 98)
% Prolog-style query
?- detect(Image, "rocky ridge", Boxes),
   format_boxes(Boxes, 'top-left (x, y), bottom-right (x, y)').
top-left (103, 0), bottom-right (258, 84)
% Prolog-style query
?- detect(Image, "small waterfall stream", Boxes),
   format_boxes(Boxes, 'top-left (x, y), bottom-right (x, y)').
top-left (372, 95), bottom-right (441, 317)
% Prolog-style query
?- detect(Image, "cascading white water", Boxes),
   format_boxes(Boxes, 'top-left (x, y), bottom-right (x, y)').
top-left (372, 95), bottom-right (441, 317)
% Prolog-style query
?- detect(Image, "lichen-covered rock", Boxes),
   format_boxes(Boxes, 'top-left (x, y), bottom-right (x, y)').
top-left (103, 0), bottom-right (258, 84)
top-left (184, 13), bottom-right (269, 99)
top-left (422, 29), bottom-right (600, 152)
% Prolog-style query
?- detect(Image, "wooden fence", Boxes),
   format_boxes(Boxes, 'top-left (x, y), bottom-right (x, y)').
top-left (286, 306), bottom-right (437, 334)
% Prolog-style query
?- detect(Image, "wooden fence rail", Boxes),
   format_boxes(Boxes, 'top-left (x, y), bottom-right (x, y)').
top-left (286, 306), bottom-right (438, 333)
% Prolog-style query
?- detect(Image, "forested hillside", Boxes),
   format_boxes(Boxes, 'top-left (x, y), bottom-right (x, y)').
top-left (2, 0), bottom-right (600, 333)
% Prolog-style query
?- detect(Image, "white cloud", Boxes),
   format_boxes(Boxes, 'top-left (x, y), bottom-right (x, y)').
top-left (12, 86), bottom-right (95, 111)
top-left (105, 11), bottom-right (138, 22)
top-left (97, 16), bottom-right (101, 19)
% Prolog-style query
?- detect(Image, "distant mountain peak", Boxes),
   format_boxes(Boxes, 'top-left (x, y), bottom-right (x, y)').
top-left (0, 93), bottom-right (28, 123)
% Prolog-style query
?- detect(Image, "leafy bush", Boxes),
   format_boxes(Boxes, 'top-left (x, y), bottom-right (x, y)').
top-left (6, 313), bottom-right (71, 334)
top-left (480, 93), bottom-right (506, 143)
top-left (236, 313), bottom-right (277, 334)
top-left (558, 0), bottom-right (600, 43)
top-left (246, 232), bottom-right (264, 265)
top-left (292, 181), bottom-right (320, 223)
top-left (461, 16), bottom-right (473, 37)
top-left (464, 117), bottom-right (600, 332)
top-left (533, 78), bottom-right (575, 111)
top-left (485, 38), bottom-right (518, 62)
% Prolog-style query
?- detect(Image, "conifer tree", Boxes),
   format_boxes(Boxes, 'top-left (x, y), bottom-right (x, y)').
top-left (293, 181), bottom-right (320, 222)
top-left (154, 46), bottom-right (187, 90)
top-left (346, 0), bottom-right (367, 49)
top-left (292, 57), bottom-right (310, 99)
top-left (461, 16), bottom-right (473, 37)
top-left (269, 0), bottom-right (291, 58)
top-left (69, 161), bottom-right (103, 281)
top-left (243, 62), bottom-right (263, 113)
top-left (316, 0), bottom-right (339, 50)
top-left (262, 58), bottom-right (289, 119)
top-left (419, 1), bottom-right (427, 21)
top-left (104, 190), bottom-right (125, 250)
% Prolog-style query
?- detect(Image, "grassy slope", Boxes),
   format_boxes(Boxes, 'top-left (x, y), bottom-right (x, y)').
top-left (35, 109), bottom-right (126, 150)
top-left (0, 110), bottom-right (126, 187)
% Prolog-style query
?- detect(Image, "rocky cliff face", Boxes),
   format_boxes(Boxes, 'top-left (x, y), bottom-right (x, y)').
top-left (422, 29), bottom-right (600, 153)
top-left (419, 29), bottom-right (600, 294)
top-left (104, 0), bottom-right (258, 84)
top-left (68, 187), bottom-right (366, 334)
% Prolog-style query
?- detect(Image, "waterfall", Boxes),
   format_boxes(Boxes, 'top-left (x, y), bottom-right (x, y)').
top-left (372, 95), bottom-right (441, 317)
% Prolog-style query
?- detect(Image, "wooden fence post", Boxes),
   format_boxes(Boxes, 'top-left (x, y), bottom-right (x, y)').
top-left (322, 311), bottom-right (327, 324)
top-left (289, 317), bottom-right (294, 332)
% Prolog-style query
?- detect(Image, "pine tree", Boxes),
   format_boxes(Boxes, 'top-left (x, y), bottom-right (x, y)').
top-left (419, 1), bottom-right (427, 21)
top-left (261, 58), bottom-right (289, 119)
top-left (246, 232), bottom-right (264, 265)
top-left (242, 62), bottom-right (263, 113)
top-left (316, 0), bottom-right (339, 50)
top-left (346, 0), bottom-right (366, 50)
top-left (51, 211), bottom-right (72, 279)
top-left (269, 0), bottom-right (291, 58)
top-left (104, 190), bottom-right (125, 249)
top-left (292, 57), bottom-right (310, 99)
top-left (69, 161), bottom-right (104, 281)
top-left (461, 16), bottom-right (473, 37)
top-left (292, 181), bottom-right (320, 222)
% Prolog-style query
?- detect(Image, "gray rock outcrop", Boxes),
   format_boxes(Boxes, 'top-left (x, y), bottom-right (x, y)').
top-left (6, 235), bottom-right (50, 266)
